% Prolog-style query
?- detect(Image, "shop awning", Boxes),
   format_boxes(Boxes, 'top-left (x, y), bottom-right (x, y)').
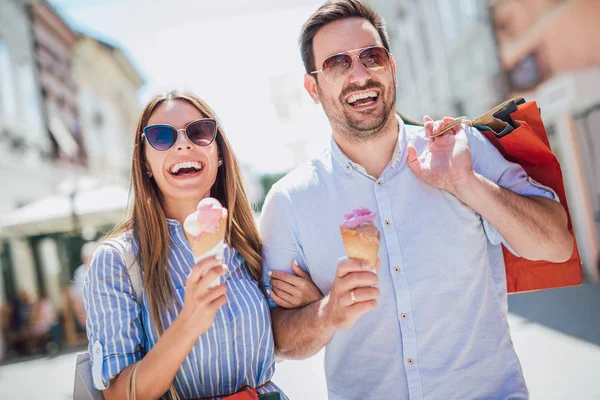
top-left (0, 184), bottom-right (131, 237)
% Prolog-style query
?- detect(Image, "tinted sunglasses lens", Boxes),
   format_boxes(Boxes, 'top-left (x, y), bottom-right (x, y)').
top-left (145, 126), bottom-right (176, 151)
top-left (359, 47), bottom-right (389, 72)
top-left (186, 120), bottom-right (216, 146)
top-left (322, 53), bottom-right (353, 83)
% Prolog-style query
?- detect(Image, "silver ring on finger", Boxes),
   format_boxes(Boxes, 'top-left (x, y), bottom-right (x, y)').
top-left (350, 290), bottom-right (357, 304)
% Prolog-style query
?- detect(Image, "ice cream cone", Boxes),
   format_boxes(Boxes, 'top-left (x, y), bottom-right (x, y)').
top-left (340, 207), bottom-right (381, 270)
top-left (340, 224), bottom-right (380, 268)
top-left (184, 216), bottom-right (227, 260)
top-left (183, 198), bottom-right (228, 287)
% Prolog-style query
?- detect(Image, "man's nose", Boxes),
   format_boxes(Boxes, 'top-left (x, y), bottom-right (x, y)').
top-left (346, 56), bottom-right (371, 86)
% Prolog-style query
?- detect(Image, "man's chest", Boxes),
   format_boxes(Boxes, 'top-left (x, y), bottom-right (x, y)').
top-left (295, 172), bottom-right (491, 296)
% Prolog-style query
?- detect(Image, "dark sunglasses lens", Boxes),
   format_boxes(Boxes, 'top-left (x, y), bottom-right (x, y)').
top-left (186, 120), bottom-right (216, 146)
top-left (322, 53), bottom-right (353, 83)
top-left (145, 126), bottom-right (176, 151)
top-left (359, 47), bottom-right (389, 72)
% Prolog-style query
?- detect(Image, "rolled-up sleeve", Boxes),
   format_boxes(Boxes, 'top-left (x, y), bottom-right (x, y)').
top-left (82, 243), bottom-right (144, 389)
top-left (467, 126), bottom-right (558, 254)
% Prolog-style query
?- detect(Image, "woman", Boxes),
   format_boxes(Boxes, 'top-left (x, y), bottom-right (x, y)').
top-left (83, 90), bottom-right (321, 400)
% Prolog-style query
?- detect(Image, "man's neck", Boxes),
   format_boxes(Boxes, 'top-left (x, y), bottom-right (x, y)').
top-left (332, 115), bottom-right (399, 179)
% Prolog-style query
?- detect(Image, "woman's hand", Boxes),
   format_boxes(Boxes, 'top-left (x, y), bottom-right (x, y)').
top-left (179, 256), bottom-right (229, 337)
top-left (268, 260), bottom-right (323, 309)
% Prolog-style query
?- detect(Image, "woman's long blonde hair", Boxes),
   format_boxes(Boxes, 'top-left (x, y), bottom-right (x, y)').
top-left (114, 89), bottom-right (262, 335)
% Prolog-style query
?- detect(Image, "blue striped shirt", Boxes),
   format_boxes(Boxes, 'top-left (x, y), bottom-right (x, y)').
top-left (261, 118), bottom-right (555, 399)
top-left (83, 219), bottom-right (286, 399)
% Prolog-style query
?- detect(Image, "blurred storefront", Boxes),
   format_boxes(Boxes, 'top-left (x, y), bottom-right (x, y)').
top-left (491, 0), bottom-right (600, 281)
top-left (0, 0), bottom-right (143, 361)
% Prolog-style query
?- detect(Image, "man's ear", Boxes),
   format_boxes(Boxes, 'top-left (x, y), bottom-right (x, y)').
top-left (304, 73), bottom-right (321, 104)
top-left (390, 55), bottom-right (398, 87)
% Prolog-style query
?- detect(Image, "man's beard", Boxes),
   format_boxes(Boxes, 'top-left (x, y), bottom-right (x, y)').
top-left (319, 80), bottom-right (396, 143)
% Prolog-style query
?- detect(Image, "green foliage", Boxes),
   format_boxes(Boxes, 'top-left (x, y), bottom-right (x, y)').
top-left (254, 172), bottom-right (286, 212)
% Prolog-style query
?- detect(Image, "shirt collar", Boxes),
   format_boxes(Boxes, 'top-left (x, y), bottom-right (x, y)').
top-left (166, 218), bottom-right (182, 229)
top-left (330, 114), bottom-right (407, 177)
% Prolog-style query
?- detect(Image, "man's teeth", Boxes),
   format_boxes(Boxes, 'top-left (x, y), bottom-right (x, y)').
top-left (347, 91), bottom-right (378, 104)
top-left (170, 161), bottom-right (202, 174)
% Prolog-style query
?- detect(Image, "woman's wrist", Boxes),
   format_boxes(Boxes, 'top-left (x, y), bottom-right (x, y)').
top-left (172, 310), bottom-right (204, 345)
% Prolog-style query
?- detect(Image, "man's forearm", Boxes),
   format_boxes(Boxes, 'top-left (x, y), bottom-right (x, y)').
top-left (271, 297), bottom-right (337, 360)
top-left (455, 172), bottom-right (574, 262)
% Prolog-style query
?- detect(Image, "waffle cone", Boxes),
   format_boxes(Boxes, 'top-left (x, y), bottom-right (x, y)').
top-left (340, 224), bottom-right (380, 268)
top-left (185, 216), bottom-right (227, 259)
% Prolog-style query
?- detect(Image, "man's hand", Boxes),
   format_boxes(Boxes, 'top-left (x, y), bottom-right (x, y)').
top-left (321, 258), bottom-right (380, 330)
top-left (406, 116), bottom-right (474, 196)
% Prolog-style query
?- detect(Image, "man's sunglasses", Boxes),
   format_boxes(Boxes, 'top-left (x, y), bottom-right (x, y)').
top-left (141, 118), bottom-right (217, 152)
top-left (310, 46), bottom-right (392, 84)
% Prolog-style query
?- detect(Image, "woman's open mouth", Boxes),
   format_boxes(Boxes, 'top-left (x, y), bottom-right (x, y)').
top-left (168, 161), bottom-right (204, 179)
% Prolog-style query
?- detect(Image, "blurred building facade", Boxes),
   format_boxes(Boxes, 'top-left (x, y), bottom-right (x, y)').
top-left (0, 0), bottom-right (143, 360)
top-left (490, 0), bottom-right (600, 280)
top-left (366, 0), bottom-right (505, 120)
top-left (269, 71), bottom-right (331, 169)
top-left (0, 0), bottom-right (62, 315)
top-left (31, 0), bottom-right (84, 166)
top-left (0, 0), bottom-right (55, 214)
top-left (73, 35), bottom-right (144, 182)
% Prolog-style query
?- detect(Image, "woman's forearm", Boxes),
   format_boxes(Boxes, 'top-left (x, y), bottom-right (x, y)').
top-left (103, 314), bottom-right (200, 400)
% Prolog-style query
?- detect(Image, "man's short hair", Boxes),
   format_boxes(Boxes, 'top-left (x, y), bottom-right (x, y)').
top-left (299, 0), bottom-right (391, 75)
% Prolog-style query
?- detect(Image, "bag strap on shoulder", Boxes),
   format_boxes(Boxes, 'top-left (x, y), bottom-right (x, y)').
top-left (103, 239), bottom-right (143, 304)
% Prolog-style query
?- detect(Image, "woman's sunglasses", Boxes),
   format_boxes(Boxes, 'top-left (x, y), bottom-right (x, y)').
top-left (141, 118), bottom-right (217, 152)
top-left (310, 46), bottom-right (392, 84)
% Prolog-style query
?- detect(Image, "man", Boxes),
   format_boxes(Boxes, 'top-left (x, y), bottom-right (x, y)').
top-left (260, 1), bottom-right (574, 399)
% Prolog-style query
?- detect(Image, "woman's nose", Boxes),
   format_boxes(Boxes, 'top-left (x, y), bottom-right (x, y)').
top-left (174, 129), bottom-right (191, 150)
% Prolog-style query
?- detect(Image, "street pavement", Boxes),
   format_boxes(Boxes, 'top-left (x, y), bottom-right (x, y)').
top-left (1, 284), bottom-right (598, 399)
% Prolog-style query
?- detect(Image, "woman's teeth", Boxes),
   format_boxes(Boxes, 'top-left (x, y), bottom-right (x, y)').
top-left (170, 161), bottom-right (202, 174)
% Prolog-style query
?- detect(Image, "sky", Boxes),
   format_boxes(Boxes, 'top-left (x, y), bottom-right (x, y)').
top-left (49, 0), bottom-right (332, 174)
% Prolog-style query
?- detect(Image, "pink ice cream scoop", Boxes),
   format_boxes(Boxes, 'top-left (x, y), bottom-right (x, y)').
top-left (341, 207), bottom-right (377, 229)
top-left (186, 197), bottom-right (228, 239)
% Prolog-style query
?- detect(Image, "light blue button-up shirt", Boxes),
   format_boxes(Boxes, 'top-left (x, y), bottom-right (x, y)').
top-left (261, 118), bottom-right (555, 399)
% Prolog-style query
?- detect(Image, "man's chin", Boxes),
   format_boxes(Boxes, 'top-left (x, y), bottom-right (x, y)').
top-left (345, 112), bottom-right (388, 133)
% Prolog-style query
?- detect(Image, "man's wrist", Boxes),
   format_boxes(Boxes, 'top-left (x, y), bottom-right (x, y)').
top-left (317, 295), bottom-right (337, 333)
top-left (451, 172), bottom-right (487, 202)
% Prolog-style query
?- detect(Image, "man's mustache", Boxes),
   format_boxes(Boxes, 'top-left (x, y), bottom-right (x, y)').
top-left (340, 82), bottom-right (384, 100)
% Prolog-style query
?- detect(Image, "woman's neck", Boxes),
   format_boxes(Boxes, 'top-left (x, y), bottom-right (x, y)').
top-left (162, 196), bottom-right (202, 226)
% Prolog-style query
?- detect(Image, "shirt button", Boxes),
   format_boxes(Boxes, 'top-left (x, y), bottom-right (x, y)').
top-left (376, 180), bottom-right (383, 186)
top-left (393, 266), bottom-right (400, 273)
top-left (385, 220), bottom-right (391, 227)
top-left (401, 313), bottom-right (408, 320)
top-left (345, 165), bottom-right (351, 171)
top-left (407, 358), bottom-right (414, 366)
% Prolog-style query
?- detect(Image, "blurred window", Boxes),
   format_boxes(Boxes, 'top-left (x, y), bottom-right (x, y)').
top-left (18, 64), bottom-right (46, 145)
top-left (437, 0), bottom-right (479, 41)
top-left (0, 40), bottom-right (18, 118)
